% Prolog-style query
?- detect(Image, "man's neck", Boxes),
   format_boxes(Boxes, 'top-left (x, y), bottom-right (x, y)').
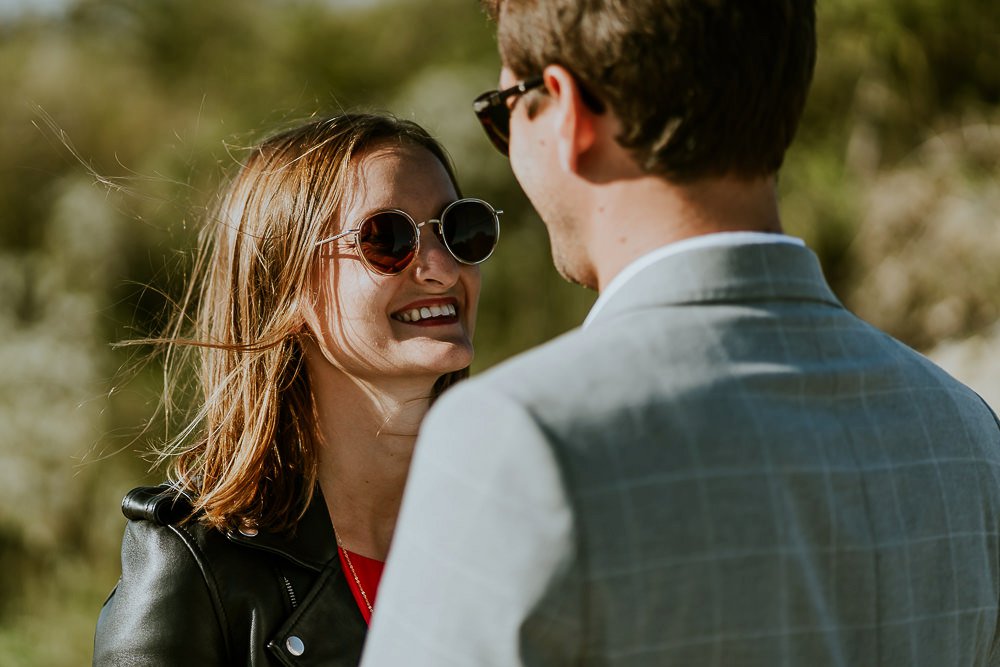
top-left (587, 174), bottom-right (783, 291)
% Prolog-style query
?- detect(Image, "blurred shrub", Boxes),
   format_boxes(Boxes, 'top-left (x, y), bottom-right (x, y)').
top-left (0, 179), bottom-right (115, 549)
top-left (843, 123), bottom-right (1000, 349)
top-left (929, 323), bottom-right (1000, 410)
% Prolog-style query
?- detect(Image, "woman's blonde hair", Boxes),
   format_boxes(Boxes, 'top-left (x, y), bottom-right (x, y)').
top-left (158, 113), bottom-right (465, 533)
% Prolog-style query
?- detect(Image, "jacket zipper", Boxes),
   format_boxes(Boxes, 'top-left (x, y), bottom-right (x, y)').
top-left (282, 575), bottom-right (298, 609)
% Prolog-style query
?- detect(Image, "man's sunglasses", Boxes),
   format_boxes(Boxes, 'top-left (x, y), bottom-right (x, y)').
top-left (473, 74), bottom-right (606, 155)
top-left (472, 76), bottom-right (545, 156)
top-left (315, 198), bottom-right (501, 276)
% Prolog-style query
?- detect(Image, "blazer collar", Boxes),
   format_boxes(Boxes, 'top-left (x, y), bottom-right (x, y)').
top-left (588, 242), bottom-right (842, 327)
top-left (226, 487), bottom-right (339, 571)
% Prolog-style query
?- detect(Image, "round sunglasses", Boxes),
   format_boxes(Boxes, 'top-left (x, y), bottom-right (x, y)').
top-left (315, 198), bottom-right (502, 275)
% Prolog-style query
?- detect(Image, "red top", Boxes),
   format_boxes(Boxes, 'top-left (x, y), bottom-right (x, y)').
top-left (337, 546), bottom-right (385, 625)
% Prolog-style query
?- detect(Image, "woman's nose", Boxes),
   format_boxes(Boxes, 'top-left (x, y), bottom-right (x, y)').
top-left (411, 223), bottom-right (460, 287)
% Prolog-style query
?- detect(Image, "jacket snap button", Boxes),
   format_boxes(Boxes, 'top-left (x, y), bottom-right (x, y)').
top-left (286, 636), bottom-right (305, 656)
top-left (239, 525), bottom-right (258, 537)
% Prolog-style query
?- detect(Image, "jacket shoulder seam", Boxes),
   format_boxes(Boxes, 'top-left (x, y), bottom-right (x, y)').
top-left (169, 522), bottom-right (234, 660)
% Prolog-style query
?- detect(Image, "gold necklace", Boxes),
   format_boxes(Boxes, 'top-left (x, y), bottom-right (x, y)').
top-left (335, 532), bottom-right (374, 615)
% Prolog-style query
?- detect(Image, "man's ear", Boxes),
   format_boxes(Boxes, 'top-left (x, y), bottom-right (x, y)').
top-left (542, 64), bottom-right (599, 174)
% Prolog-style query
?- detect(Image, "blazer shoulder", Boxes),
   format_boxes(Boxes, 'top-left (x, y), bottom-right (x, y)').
top-left (475, 327), bottom-right (595, 388)
top-left (468, 322), bottom-right (638, 412)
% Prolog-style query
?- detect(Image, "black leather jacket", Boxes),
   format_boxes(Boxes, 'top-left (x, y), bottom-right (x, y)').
top-left (93, 485), bottom-right (367, 666)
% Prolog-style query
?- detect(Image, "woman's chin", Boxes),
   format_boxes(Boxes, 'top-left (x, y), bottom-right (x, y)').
top-left (419, 343), bottom-right (475, 376)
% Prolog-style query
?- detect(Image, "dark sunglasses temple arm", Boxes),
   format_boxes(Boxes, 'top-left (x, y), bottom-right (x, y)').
top-left (505, 76), bottom-right (544, 100)
top-left (474, 76), bottom-right (545, 110)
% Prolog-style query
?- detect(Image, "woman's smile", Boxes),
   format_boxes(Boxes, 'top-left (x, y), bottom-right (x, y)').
top-left (391, 297), bottom-right (461, 326)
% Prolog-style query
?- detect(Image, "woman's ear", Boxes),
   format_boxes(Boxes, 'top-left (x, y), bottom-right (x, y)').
top-left (296, 296), bottom-right (318, 340)
top-left (542, 64), bottom-right (599, 174)
top-left (290, 318), bottom-right (308, 337)
top-left (296, 301), bottom-right (326, 364)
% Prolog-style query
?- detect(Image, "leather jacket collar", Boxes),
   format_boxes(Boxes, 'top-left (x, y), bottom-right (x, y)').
top-left (226, 488), bottom-right (339, 572)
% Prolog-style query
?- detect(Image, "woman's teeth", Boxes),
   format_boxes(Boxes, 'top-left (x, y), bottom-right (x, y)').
top-left (394, 303), bottom-right (458, 323)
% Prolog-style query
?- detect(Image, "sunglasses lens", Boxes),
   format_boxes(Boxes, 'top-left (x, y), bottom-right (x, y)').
top-left (442, 200), bottom-right (499, 264)
top-left (357, 212), bottom-right (417, 274)
top-left (474, 94), bottom-right (511, 155)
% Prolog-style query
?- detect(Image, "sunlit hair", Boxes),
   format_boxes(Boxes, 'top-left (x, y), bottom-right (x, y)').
top-left (156, 113), bottom-right (466, 533)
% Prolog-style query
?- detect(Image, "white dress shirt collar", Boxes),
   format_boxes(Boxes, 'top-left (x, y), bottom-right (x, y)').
top-left (582, 231), bottom-right (805, 329)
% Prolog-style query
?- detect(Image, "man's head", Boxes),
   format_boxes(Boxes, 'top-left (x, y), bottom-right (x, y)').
top-left (481, 0), bottom-right (817, 182)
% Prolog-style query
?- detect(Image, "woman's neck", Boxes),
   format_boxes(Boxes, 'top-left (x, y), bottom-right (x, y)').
top-left (309, 365), bottom-right (436, 561)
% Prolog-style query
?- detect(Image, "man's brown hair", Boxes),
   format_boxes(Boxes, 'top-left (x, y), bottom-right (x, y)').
top-left (483, 0), bottom-right (816, 181)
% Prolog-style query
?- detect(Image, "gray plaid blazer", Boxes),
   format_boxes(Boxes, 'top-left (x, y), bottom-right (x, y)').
top-left (362, 242), bottom-right (1000, 666)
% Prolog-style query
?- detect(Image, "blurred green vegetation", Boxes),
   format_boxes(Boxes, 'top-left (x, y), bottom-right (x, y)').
top-left (0, 0), bottom-right (997, 664)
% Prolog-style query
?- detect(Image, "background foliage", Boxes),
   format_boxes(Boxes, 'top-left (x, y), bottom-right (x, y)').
top-left (0, 0), bottom-right (997, 663)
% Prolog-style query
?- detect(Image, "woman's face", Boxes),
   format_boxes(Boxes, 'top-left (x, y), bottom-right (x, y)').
top-left (303, 143), bottom-right (481, 385)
